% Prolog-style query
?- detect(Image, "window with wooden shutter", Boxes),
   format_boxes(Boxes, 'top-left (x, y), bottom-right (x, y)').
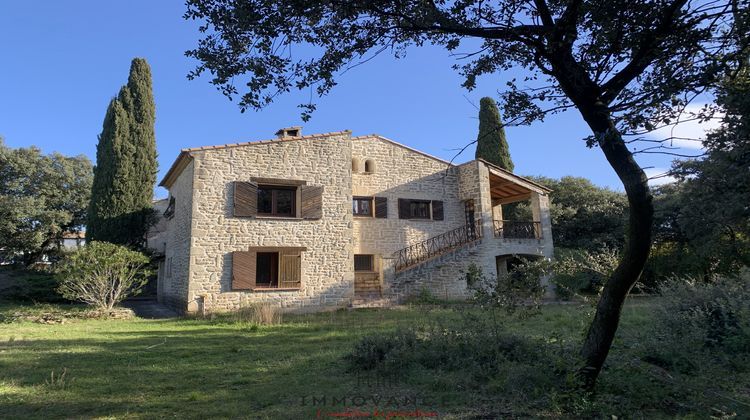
top-left (398, 198), bottom-right (441, 220)
top-left (232, 251), bottom-right (256, 290)
top-left (300, 185), bottom-right (323, 219)
top-left (233, 181), bottom-right (258, 217)
top-left (257, 185), bottom-right (296, 217)
top-left (398, 198), bottom-right (410, 219)
top-left (279, 249), bottom-right (302, 288)
top-left (353, 196), bottom-right (373, 216)
top-left (232, 247), bottom-right (305, 291)
top-left (374, 197), bottom-right (388, 218)
top-left (431, 200), bottom-right (444, 220)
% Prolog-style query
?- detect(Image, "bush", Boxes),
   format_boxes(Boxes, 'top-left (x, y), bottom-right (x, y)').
top-left (469, 258), bottom-right (550, 316)
top-left (56, 242), bottom-right (151, 310)
top-left (0, 267), bottom-right (67, 303)
top-left (552, 248), bottom-right (619, 299)
top-left (346, 311), bottom-right (567, 389)
top-left (641, 271), bottom-right (750, 373)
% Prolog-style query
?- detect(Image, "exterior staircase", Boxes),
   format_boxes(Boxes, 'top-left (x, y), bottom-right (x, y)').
top-left (352, 272), bottom-right (389, 308)
top-left (393, 218), bottom-right (483, 273)
top-left (349, 219), bottom-right (483, 309)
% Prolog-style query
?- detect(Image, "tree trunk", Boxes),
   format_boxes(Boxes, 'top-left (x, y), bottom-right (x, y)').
top-left (577, 111), bottom-right (654, 390)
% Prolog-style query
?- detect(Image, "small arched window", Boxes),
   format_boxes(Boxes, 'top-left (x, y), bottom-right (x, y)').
top-left (364, 159), bottom-right (375, 174)
top-left (352, 158), bottom-right (360, 173)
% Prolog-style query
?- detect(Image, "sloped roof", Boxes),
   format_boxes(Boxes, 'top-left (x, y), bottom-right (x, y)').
top-left (159, 130), bottom-right (352, 188)
top-left (460, 158), bottom-right (552, 195)
top-left (351, 134), bottom-right (454, 166)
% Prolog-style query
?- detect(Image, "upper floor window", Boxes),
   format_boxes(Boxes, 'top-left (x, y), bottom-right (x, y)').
top-left (364, 159), bottom-right (375, 173)
top-left (233, 180), bottom-right (323, 220)
top-left (352, 196), bottom-right (388, 218)
top-left (257, 186), bottom-right (295, 217)
top-left (408, 200), bottom-right (431, 219)
top-left (353, 196), bottom-right (373, 216)
top-left (398, 198), bottom-right (444, 220)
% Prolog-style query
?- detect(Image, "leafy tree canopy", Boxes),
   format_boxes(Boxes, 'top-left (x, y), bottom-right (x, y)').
top-left (184, 0), bottom-right (749, 388)
top-left (505, 176), bottom-right (628, 250)
top-left (0, 138), bottom-right (92, 265)
top-left (656, 66), bottom-right (750, 275)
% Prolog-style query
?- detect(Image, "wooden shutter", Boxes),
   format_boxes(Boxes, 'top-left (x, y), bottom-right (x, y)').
top-left (279, 249), bottom-right (302, 288)
top-left (232, 251), bottom-right (256, 290)
top-left (374, 197), bottom-right (388, 218)
top-left (233, 181), bottom-right (258, 217)
top-left (431, 200), bottom-right (444, 220)
top-left (398, 198), bottom-right (410, 219)
top-left (300, 185), bottom-right (324, 219)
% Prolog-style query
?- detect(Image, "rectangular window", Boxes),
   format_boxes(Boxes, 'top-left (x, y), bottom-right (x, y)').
top-left (352, 196), bottom-right (373, 216)
top-left (354, 254), bottom-right (374, 272)
top-left (409, 200), bottom-right (431, 219)
top-left (257, 186), bottom-right (296, 217)
top-left (232, 247), bottom-right (304, 291)
top-left (256, 252), bottom-right (279, 287)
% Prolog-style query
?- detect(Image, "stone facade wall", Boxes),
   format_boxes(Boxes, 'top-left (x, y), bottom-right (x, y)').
top-left (350, 136), bottom-right (472, 295)
top-left (186, 133), bottom-right (354, 313)
top-left (387, 241), bottom-right (480, 302)
top-left (158, 161), bottom-right (195, 311)
top-left (351, 135), bottom-right (465, 265)
top-left (158, 133), bottom-right (556, 312)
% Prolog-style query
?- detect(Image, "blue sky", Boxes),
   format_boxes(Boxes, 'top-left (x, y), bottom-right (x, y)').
top-left (0, 2), bottom-right (709, 198)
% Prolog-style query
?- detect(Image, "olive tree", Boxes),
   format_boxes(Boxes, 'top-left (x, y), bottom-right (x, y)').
top-left (183, 0), bottom-right (749, 387)
top-left (56, 242), bottom-right (151, 310)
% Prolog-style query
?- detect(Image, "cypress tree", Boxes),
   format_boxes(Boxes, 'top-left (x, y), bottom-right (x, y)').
top-left (87, 58), bottom-right (157, 246)
top-left (121, 58), bottom-right (157, 213)
top-left (475, 97), bottom-right (514, 171)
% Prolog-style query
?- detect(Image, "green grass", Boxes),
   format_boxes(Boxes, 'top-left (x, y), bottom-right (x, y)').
top-left (0, 300), bottom-right (748, 419)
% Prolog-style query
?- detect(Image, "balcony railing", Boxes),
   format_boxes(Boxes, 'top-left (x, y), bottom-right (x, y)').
top-left (394, 219), bottom-right (483, 272)
top-left (493, 220), bottom-right (541, 239)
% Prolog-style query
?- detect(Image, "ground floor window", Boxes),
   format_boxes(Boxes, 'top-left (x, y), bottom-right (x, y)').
top-left (354, 254), bottom-right (374, 272)
top-left (256, 252), bottom-right (279, 287)
top-left (232, 247), bottom-right (305, 291)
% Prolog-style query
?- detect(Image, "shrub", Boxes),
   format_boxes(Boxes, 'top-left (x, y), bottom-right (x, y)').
top-left (56, 242), bottom-right (151, 310)
top-left (641, 270), bottom-right (750, 373)
top-left (0, 267), bottom-right (67, 303)
top-left (346, 311), bottom-right (566, 389)
top-left (469, 258), bottom-right (550, 316)
top-left (552, 248), bottom-right (619, 300)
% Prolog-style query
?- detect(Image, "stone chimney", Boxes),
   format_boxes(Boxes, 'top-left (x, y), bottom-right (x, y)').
top-left (275, 126), bottom-right (302, 138)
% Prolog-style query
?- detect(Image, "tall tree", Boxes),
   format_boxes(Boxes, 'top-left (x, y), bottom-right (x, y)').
top-left (184, 0), bottom-right (748, 388)
top-left (88, 58), bottom-right (157, 247)
top-left (505, 176), bottom-right (628, 250)
top-left (0, 138), bottom-right (93, 265)
top-left (475, 97), bottom-right (514, 171)
top-left (670, 64), bottom-right (750, 273)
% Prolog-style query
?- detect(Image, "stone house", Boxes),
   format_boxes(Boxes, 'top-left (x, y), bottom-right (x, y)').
top-left (155, 128), bottom-right (553, 313)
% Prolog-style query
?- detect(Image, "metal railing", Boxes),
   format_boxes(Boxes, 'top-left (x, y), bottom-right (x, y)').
top-left (394, 219), bottom-right (483, 272)
top-left (493, 220), bottom-right (542, 239)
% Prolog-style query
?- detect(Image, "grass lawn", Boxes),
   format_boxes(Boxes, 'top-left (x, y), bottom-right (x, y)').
top-left (0, 300), bottom-right (748, 419)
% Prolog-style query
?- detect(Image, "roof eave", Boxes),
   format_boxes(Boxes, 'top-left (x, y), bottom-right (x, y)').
top-left (474, 158), bottom-right (553, 193)
top-left (159, 151), bottom-right (193, 189)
